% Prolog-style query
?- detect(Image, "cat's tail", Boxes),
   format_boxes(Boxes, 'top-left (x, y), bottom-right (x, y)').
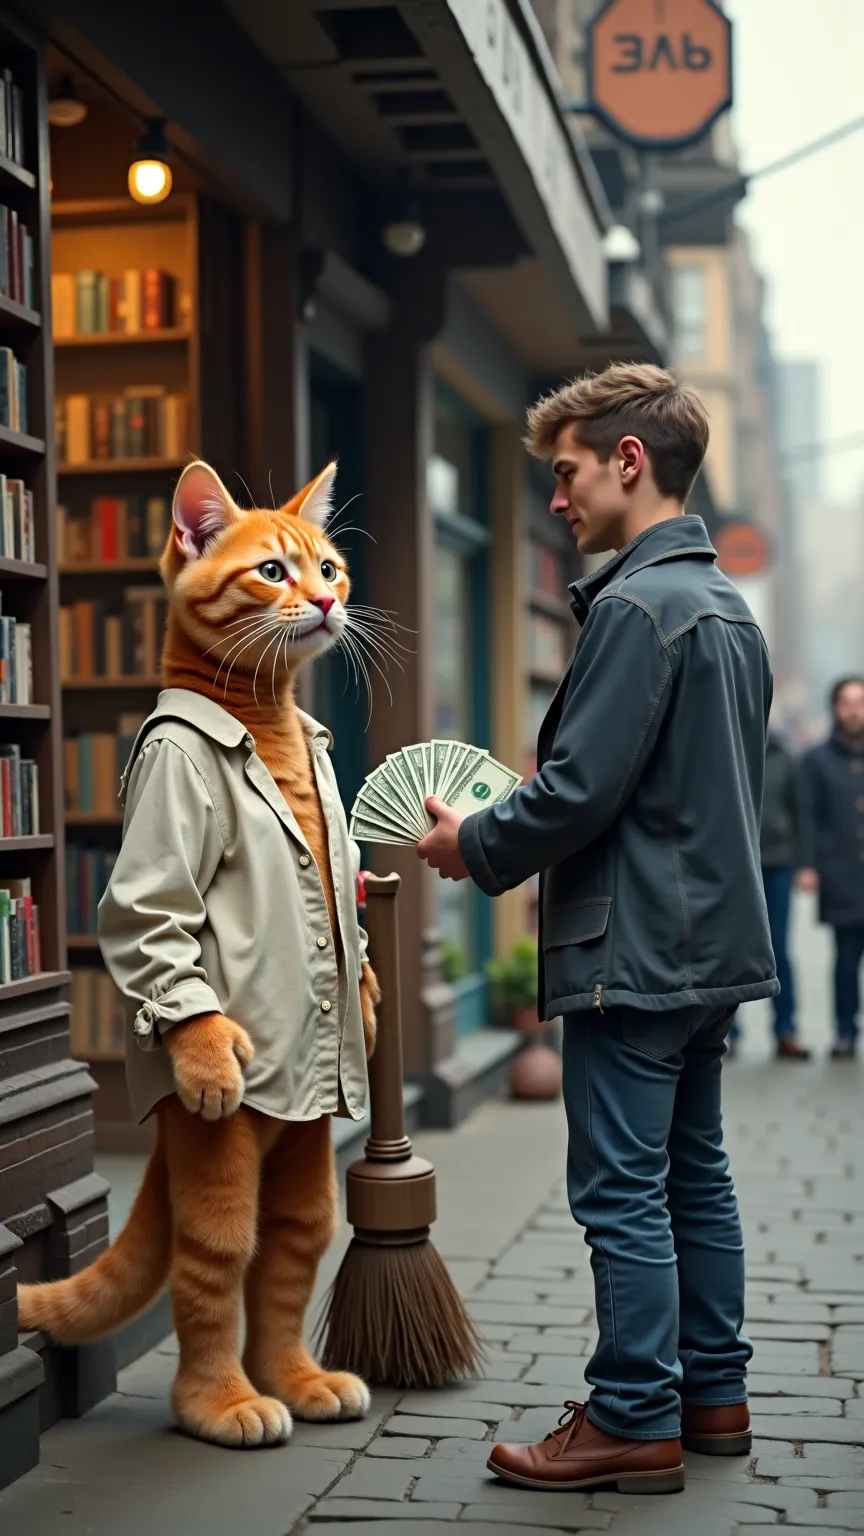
top-left (17, 1118), bottom-right (171, 1343)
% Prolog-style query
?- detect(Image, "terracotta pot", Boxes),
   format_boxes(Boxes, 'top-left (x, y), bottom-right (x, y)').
top-left (512, 1005), bottom-right (544, 1034)
top-left (509, 1041), bottom-right (562, 1101)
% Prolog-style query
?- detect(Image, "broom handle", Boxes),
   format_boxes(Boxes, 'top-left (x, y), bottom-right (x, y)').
top-left (362, 872), bottom-right (411, 1161)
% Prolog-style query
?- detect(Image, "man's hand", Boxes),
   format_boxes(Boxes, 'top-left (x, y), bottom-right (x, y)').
top-left (417, 796), bottom-right (470, 881)
top-left (795, 867), bottom-right (819, 894)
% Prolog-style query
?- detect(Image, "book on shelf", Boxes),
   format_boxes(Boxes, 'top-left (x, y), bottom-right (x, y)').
top-left (66, 842), bottom-right (117, 935)
top-left (0, 68), bottom-right (26, 168)
top-left (60, 588), bottom-right (167, 680)
top-left (52, 267), bottom-right (178, 338)
top-left (0, 606), bottom-right (34, 704)
top-left (57, 390), bottom-right (188, 463)
top-left (0, 473), bottom-right (35, 561)
top-left (0, 205), bottom-right (34, 308)
top-left (57, 494), bottom-right (170, 563)
top-left (64, 713), bottom-right (145, 814)
top-left (0, 876), bottom-right (42, 984)
top-left (0, 346), bottom-right (27, 433)
top-left (0, 743), bottom-right (39, 835)
top-left (70, 968), bottom-right (126, 1059)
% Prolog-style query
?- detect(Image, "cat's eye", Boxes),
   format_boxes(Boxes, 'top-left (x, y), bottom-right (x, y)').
top-left (258, 560), bottom-right (287, 583)
top-left (320, 560), bottom-right (337, 583)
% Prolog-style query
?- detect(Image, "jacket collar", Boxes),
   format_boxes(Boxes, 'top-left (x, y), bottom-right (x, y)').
top-left (569, 515), bottom-right (716, 624)
top-left (123, 688), bottom-right (332, 788)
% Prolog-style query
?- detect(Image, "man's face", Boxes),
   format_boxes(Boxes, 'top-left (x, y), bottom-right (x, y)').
top-left (834, 682), bottom-right (864, 739)
top-left (549, 425), bottom-right (633, 554)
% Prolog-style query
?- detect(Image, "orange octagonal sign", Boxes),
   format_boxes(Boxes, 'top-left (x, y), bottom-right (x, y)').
top-left (588, 0), bottom-right (733, 150)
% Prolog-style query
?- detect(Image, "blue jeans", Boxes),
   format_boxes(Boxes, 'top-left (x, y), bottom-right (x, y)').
top-left (729, 865), bottom-right (795, 1042)
top-left (562, 1006), bottom-right (752, 1441)
top-left (834, 925), bottom-right (864, 1040)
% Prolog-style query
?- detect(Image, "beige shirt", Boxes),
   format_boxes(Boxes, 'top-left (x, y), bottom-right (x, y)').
top-left (98, 688), bottom-right (369, 1127)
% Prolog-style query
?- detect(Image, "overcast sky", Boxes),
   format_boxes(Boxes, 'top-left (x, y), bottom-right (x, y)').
top-left (724, 0), bottom-right (864, 503)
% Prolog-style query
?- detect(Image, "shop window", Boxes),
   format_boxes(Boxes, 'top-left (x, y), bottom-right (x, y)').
top-left (430, 383), bottom-right (492, 1036)
top-left (671, 263), bottom-right (707, 361)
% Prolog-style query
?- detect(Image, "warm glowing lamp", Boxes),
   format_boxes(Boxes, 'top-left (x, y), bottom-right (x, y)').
top-left (128, 119), bottom-right (173, 205)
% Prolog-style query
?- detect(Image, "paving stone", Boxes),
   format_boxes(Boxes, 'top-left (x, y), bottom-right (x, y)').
top-left (329, 1461), bottom-right (420, 1498)
top-left (746, 1322), bottom-right (833, 1342)
top-left (523, 1357), bottom-right (593, 1385)
top-left (467, 1303), bottom-right (589, 1327)
top-left (745, 1303), bottom-right (833, 1324)
top-left (750, 1395), bottom-right (843, 1416)
top-left (411, 1476), bottom-right (606, 1524)
top-left (304, 1525), bottom-right (576, 1536)
top-left (828, 1490), bottom-right (864, 1505)
top-left (753, 1417), bottom-right (864, 1443)
top-left (783, 1517), bottom-right (864, 1529)
top-left (394, 1394), bottom-right (515, 1421)
top-left (460, 1504), bottom-right (612, 1528)
top-left (749, 1345), bottom-right (823, 1374)
top-left (841, 1398), bottom-right (864, 1418)
top-left (476, 1355), bottom-right (534, 1382)
top-left (678, 1481), bottom-right (818, 1510)
top-left (594, 1492), bottom-right (774, 1523)
top-left (310, 1499), bottom-right (463, 1521)
top-left (754, 1443), bottom-right (864, 1477)
top-left (387, 1416), bottom-right (489, 1439)
top-left (366, 1437), bottom-right (432, 1457)
top-left (748, 1375), bottom-right (856, 1398)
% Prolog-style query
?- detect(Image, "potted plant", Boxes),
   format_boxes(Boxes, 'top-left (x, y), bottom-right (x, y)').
top-left (441, 939), bottom-right (468, 986)
top-left (486, 938), bottom-right (561, 1101)
top-left (485, 938), bottom-right (540, 1033)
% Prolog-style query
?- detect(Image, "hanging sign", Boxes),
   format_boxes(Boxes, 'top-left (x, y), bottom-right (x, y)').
top-left (587, 0), bottom-right (733, 151)
top-left (714, 521), bottom-right (770, 578)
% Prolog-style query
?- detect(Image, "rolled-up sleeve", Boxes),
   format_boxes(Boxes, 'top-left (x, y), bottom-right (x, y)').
top-left (98, 739), bottom-right (225, 1047)
top-left (459, 595), bottom-right (673, 895)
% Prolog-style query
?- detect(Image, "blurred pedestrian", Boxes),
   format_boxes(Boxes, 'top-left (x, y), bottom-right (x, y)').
top-left (799, 676), bottom-right (864, 1060)
top-left (729, 731), bottom-right (811, 1060)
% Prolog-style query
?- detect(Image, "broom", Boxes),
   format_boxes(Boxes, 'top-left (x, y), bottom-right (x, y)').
top-left (317, 870), bottom-right (482, 1389)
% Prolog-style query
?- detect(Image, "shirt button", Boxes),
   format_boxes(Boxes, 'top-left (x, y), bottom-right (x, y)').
top-left (299, 854), bottom-right (311, 867)
top-left (316, 936), bottom-right (328, 949)
top-left (320, 999), bottom-right (332, 1012)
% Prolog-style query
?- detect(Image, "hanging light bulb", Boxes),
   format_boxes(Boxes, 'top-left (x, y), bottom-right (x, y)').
top-left (48, 75), bottom-right (88, 128)
top-left (128, 118), bottom-right (173, 205)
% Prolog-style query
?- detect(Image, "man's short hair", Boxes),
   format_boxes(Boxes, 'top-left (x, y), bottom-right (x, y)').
top-left (830, 675), bottom-right (864, 708)
top-left (524, 362), bottom-right (710, 502)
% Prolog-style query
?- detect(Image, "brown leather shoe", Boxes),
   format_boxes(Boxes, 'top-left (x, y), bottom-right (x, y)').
top-left (487, 1400), bottom-right (685, 1493)
top-left (681, 1401), bottom-right (751, 1455)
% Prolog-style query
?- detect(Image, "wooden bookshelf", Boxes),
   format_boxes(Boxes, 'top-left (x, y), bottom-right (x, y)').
top-left (53, 195), bottom-right (201, 1100)
top-left (0, 10), bottom-right (101, 1488)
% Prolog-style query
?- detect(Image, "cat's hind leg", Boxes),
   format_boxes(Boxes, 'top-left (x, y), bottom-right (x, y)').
top-left (242, 1115), bottom-right (370, 1422)
top-left (162, 1097), bottom-right (292, 1448)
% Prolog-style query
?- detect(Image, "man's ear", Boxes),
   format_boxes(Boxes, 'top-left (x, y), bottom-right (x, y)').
top-left (296, 461), bottom-right (337, 529)
top-left (172, 461), bottom-right (242, 559)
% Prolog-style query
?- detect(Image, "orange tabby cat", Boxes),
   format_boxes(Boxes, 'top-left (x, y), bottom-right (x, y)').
top-left (17, 460), bottom-right (380, 1449)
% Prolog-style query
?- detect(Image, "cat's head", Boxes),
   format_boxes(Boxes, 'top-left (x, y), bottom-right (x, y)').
top-left (162, 459), bottom-right (349, 676)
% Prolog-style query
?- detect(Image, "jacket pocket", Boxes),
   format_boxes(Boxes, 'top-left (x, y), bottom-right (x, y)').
top-left (544, 897), bottom-right (612, 949)
top-left (542, 898), bottom-right (611, 1008)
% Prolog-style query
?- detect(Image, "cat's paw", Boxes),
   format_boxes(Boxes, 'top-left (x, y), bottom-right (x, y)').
top-left (173, 1381), bottom-right (292, 1448)
top-left (163, 1012), bottom-right (254, 1120)
top-left (359, 962), bottom-right (380, 1060)
top-left (283, 1369), bottom-right (371, 1422)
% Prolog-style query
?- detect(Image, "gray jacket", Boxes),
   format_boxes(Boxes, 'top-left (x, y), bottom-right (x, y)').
top-left (761, 733), bottom-right (807, 870)
top-left (460, 516), bottom-right (779, 1017)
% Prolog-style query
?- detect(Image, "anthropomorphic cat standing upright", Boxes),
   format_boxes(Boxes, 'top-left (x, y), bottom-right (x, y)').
top-left (18, 459), bottom-right (381, 1448)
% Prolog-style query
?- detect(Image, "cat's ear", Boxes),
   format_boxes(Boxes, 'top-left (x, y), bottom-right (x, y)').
top-left (172, 461), bottom-right (241, 559)
top-left (296, 461), bottom-right (337, 529)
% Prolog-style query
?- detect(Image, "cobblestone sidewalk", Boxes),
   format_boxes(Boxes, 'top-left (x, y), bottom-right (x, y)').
top-left (2, 903), bottom-right (863, 1536)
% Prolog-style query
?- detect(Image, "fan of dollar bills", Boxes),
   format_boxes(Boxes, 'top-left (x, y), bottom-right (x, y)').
top-left (349, 741), bottom-right (522, 846)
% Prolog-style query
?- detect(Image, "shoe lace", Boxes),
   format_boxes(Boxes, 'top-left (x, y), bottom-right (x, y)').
top-left (545, 1400), bottom-right (586, 1457)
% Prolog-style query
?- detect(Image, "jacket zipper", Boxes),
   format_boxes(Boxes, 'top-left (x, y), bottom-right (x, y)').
top-left (593, 983), bottom-right (604, 1013)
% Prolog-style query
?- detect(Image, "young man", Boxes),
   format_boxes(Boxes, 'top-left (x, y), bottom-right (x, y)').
top-left (418, 363), bottom-right (777, 1495)
top-left (800, 676), bottom-right (864, 1060)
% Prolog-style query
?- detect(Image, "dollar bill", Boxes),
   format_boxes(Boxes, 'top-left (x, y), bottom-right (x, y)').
top-left (440, 752), bottom-right (522, 814)
top-left (365, 764), bottom-right (427, 837)
top-left (349, 810), bottom-right (417, 845)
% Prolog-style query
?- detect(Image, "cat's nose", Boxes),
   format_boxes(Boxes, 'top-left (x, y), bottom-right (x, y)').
top-left (311, 594), bottom-right (336, 615)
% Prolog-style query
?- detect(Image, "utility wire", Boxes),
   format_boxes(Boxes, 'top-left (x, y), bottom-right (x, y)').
top-left (657, 111), bottom-right (864, 227)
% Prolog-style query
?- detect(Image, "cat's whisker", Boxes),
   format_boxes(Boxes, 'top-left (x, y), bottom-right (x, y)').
top-left (201, 612), bottom-right (278, 658)
top-left (209, 617), bottom-right (281, 681)
top-left (325, 492), bottom-right (362, 534)
top-left (253, 623), bottom-right (292, 707)
top-left (234, 471), bottom-right (255, 508)
top-left (328, 525), bottom-right (377, 546)
top-left (215, 620), bottom-right (283, 696)
top-left (339, 629), bottom-right (374, 729)
top-left (345, 618), bottom-right (412, 664)
top-left (345, 605), bottom-right (415, 635)
top-left (346, 626), bottom-right (407, 675)
top-left (346, 628), bottom-right (395, 708)
top-left (268, 468), bottom-right (276, 511)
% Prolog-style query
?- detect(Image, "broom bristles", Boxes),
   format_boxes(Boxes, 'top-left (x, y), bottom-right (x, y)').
top-left (316, 1236), bottom-right (484, 1390)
